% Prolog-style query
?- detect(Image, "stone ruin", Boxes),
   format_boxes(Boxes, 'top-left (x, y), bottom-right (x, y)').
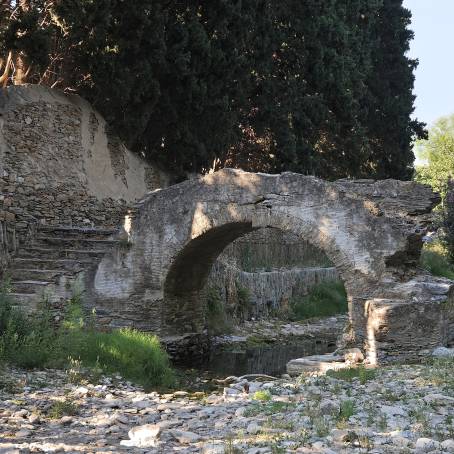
top-left (87, 169), bottom-right (454, 364)
top-left (1, 86), bottom-right (453, 365)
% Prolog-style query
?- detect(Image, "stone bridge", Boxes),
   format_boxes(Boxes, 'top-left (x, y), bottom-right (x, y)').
top-left (88, 169), bottom-right (454, 363)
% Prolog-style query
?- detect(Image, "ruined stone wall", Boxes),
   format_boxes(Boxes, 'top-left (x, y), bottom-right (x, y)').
top-left (207, 228), bottom-right (338, 318)
top-left (0, 85), bottom-right (171, 246)
top-left (208, 261), bottom-right (339, 318)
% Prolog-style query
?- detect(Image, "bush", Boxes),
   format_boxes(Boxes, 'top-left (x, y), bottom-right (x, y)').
top-left (420, 242), bottom-right (454, 280)
top-left (252, 390), bottom-right (272, 402)
top-left (289, 280), bottom-right (348, 321)
top-left (0, 288), bottom-right (174, 389)
top-left (0, 282), bottom-right (55, 368)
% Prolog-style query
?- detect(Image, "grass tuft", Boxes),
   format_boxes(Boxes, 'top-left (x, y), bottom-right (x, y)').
top-left (327, 365), bottom-right (376, 384)
top-left (0, 284), bottom-right (175, 389)
top-left (420, 242), bottom-right (454, 279)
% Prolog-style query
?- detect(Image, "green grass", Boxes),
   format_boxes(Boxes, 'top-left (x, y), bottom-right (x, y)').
top-left (338, 399), bottom-right (356, 421)
top-left (48, 398), bottom-right (79, 419)
top-left (289, 280), bottom-right (348, 321)
top-left (0, 283), bottom-right (175, 389)
top-left (420, 242), bottom-right (454, 279)
top-left (327, 365), bottom-right (377, 384)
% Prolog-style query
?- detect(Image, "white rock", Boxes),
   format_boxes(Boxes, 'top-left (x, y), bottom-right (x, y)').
top-left (223, 387), bottom-right (240, 396)
top-left (122, 424), bottom-right (161, 448)
top-left (15, 429), bottom-right (31, 438)
top-left (344, 348), bottom-right (364, 364)
top-left (432, 347), bottom-right (454, 358)
top-left (380, 405), bottom-right (408, 418)
top-left (415, 437), bottom-right (439, 453)
top-left (74, 386), bottom-right (89, 395)
top-left (246, 422), bottom-right (261, 434)
top-left (441, 439), bottom-right (454, 452)
top-left (202, 443), bottom-right (225, 454)
top-left (235, 407), bottom-right (247, 417)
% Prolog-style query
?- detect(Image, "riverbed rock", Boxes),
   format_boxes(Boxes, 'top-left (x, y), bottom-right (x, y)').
top-left (432, 346), bottom-right (454, 358)
top-left (1, 362), bottom-right (454, 453)
top-left (120, 423), bottom-right (161, 447)
top-left (286, 353), bottom-right (346, 376)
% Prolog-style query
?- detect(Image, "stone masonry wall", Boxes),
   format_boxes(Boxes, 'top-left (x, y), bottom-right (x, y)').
top-left (207, 228), bottom-right (338, 319)
top-left (0, 85), bottom-right (172, 258)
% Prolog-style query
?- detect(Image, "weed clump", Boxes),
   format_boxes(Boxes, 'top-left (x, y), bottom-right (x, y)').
top-left (0, 283), bottom-right (174, 389)
top-left (420, 242), bottom-right (454, 279)
top-left (327, 365), bottom-right (377, 384)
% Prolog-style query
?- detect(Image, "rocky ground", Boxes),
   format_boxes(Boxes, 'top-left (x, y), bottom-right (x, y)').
top-left (1, 359), bottom-right (454, 454)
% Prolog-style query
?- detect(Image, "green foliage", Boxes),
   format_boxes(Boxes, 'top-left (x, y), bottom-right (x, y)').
top-left (420, 242), bottom-right (454, 279)
top-left (236, 283), bottom-right (253, 320)
top-left (0, 288), bottom-right (174, 389)
top-left (415, 115), bottom-right (454, 198)
top-left (289, 280), bottom-right (348, 321)
top-left (338, 400), bottom-right (356, 422)
top-left (0, 282), bottom-right (55, 368)
top-left (423, 357), bottom-right (454, 391)
top-left (252, 390), bottom-right (272, 402)
top-left (1, 0), bottom-right (424, 179)
top-left (327, 365), bottom-right (377, 384)
top-left (48, 398), bottom-right (79, 419)
top-left (445, 180), bottom-right (454, 264)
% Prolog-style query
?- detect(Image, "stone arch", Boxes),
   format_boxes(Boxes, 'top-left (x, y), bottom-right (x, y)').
top-left (162, 211), bottom-right (358, 335)
top-left (91, 169), bottom-right (453, 363)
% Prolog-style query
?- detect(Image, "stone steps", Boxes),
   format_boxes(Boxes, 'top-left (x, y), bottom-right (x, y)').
top-left (11, 280), bottom-right (53, 294)
top-left (33, 236), bottom-right (119, 250)
top-left (10, 268), bottom-right (68, 282)
top-left (37, 225), bottom-right (118, 239)
top-left (11, 258), bottom-right (92, 272)
top-left (17, 247), bottom-right (108, 260)
top-left (6, 224), bottom-right (120, 309)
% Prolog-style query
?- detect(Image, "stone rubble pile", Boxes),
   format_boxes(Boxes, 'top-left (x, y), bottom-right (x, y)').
top-left (1, 356), bottom-right (454, 453)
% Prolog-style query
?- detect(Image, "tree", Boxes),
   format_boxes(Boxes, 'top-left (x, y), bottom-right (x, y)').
top-left (415, 114), bottom-right (454, 198)
top-left (416, 115), bottom-right (454, 264)
top-left (363, 0), bottom-right (426, 180)
top-left (0, 0), bottom-right (425, 180)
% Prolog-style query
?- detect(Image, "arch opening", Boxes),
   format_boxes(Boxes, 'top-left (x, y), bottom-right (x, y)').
top-left (163, 222), bottom-right (350, 341)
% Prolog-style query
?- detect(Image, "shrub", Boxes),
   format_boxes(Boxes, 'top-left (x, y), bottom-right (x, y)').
top-left (48, 398), bottom-right (79, 419)
top-left (0, 288), bottom-right (174, 389)
top-left (420, 242), bottom-right (454, 280)
top-left (0, 282), bottom-right (55, 368)
top-left (290, 280), bottom-right (348, 321)
top-left (236, 283), bottom-right (253, 320)
top-left (252, 390), bottom-right (272, 402)
top-left (338, 400), bottom-right (356, 422)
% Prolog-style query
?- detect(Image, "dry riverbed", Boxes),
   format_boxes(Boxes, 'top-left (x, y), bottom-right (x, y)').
top-left (1, 360), bottom-right (454, 453)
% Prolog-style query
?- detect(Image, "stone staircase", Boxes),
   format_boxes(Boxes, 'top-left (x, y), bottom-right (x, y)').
top-left (6, 225), bottom-right (120, 310)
